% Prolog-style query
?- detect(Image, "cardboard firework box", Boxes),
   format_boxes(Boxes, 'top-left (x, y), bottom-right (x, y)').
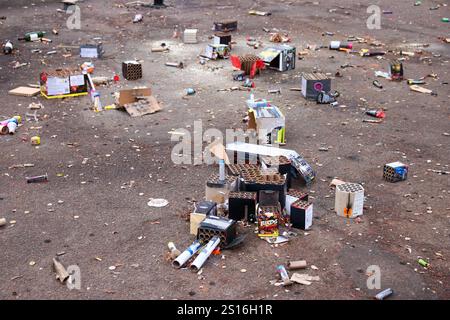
top-left (197, 216), bottom-right (237, 246)
top-left (383, 161), bottom-right (408, 182)
top-left (301, 72), bottom-right (331, 100)
top-left (241, 169), bottom-right (287, 210)
top-left (257, 205), bottom-right (281, 238)
top-left (261, 155), bottom-right (292, 188)
top-left (213, 32), bottom-right (232, 48)
top-left (290, 200), bottom-right (313, 230)
top-left (203, 44), bottom-right (230, 60)
top-left (40, 68), bottom-right (88, 99)
top-left (228, 191), bottom-right (257, 222)
top-left (335, 183), bottom-right (364, 218)
top-left (285, 189), bottom-right (308, 216)
top-left (230, 54), bottom-right (265, 78)
top-left (259, 45), bottom-right (296, 72)
top-left (213, 20), bottom-right (238, 32)
top-left (247, 103), bottom-right (286, 145)
top-left (80, 43), bottom-right (104, 58)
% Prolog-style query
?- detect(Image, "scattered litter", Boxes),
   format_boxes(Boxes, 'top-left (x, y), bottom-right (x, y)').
top-left (147, 198), bottom-right (169, 207)
top-left (8, 86), bottom-right (40, 97)
top-left (290, 273), bottom-right (320, 285)
top-left (53, 258), bottom-right (69, 283)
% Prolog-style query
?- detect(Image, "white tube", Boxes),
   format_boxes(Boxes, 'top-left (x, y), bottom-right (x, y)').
top-left (330, 41), bottom-right (340, 49)
top-left (219, 159), bottom-right (225, 182)
top-left (190, 236), bottom-right (220, 272)
top-left (172, 240), bottom-right (202, 269)
top-left (7, 122), bottom-right (17, 134)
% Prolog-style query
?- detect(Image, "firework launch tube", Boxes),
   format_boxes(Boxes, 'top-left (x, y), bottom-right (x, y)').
top-left (172, 240), bottom-right (202, 269)
top-left (190, 236), bottom-right (221, 272)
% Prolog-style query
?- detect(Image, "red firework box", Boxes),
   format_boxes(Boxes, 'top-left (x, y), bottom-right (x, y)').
top-left (230, 54), bottom-right (265, 78)
top-left (257, 205), bottom-right (281, 238)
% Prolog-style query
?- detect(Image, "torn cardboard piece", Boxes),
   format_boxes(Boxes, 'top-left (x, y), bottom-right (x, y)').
top-left (116, 87), bottom-right (162, 117)
top-left (207, 140), bottom-right (231, 165)
top-left (290, 273), bottom-right (320, 285)
top-left (8, 86), bottom-right (41, 97)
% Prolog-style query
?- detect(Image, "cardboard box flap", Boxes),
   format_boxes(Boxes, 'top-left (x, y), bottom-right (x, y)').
top-left (118, 88), bottom-right (152, 106)
top-left (124, 95), bottom-right (161, 117)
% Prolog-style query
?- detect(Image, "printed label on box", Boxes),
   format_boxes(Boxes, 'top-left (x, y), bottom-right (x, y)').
top-left (47, 77), bottom-right (70, 96)
top-left (70, 74), bottom-right (85, 86)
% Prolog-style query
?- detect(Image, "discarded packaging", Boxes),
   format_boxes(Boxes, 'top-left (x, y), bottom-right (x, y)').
top-left (147, 198), bottom-right (169, 207)
top-left (168, 242), bottom-right (181, 259)
top-left (290, 273), bottom-right (320, 285)
top-left (53, 258), bottom-right (69, 283)
top-left (133, 14), bottom-right (143, 23)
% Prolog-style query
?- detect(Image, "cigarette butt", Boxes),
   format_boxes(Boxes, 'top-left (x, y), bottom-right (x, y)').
top-left (287, 260), bottom-right (307, 270)
top-left (0, 218), bottom-right (7, 227)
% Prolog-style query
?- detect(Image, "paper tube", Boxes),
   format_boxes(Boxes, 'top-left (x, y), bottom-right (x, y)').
top-left (190, 236), bottom-right (220, 272)
top-left (287, 260), bottom-right (307, 270)
top-left (172, 240), bottom-right (202, 269)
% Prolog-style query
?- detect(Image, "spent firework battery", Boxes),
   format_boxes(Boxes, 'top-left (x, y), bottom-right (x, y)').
top-left (26, 173), bottom-right (48, 183)
top-left (228, 191), bottom-right (257, 222)
top-left (240, 168), bottom-right (287, 209)
top-left (261, 155), bottom-right (292, 188)
top-left (197, 216), bottom-right (237, 246)
top-left (290, 200), bottom-right (313, 230)
top-left (122, 61), bottom-right (142, 80)
top-left (383, 162), bottom-right (408, 182)
top-left (335, 183), bottom-right (364, 218)
top-left (227, 163), bottom-right (260, 176)
top-left (205, 173), bottom-right (237, 204)
top-left (257, 205), bottom-right (281, 238)
top-left (285, 189), bottom-right (308, 215)
top-left (230, 54), bottom-right (265, 78)
top-left (301, 72), bottom-right (331, 100)
top-left (213, 32), bottom-right (232, 47)
top-left (213, 20), bottom-right (238, 32)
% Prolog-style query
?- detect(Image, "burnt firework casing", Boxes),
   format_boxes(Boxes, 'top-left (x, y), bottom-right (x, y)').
top-left (213, 20), bottom-right (238, 32)
top-left (285, 189), bottom-right (309, 216)
top-left (290, 200), bottom-right (313, 230)
top-left (122, 61), bottom-right (142, 80)
top-left (383, 161), bottom-right (408, 182)
top-left (301, 72), bottom-right (331, 100)
top-left (197, 216), bottom-right (237, 246)
top-left (228, 191), bottom-right (257, 222)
